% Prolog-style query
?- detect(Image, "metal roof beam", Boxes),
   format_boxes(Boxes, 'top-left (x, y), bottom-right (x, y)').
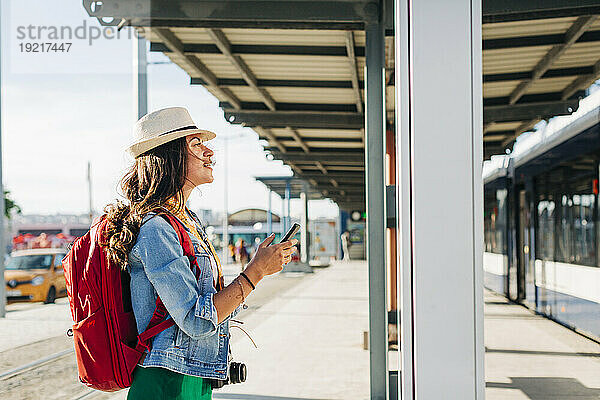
top-left (286, 127), bottom-right (310, 153)
top-left (484, 66), bottom-right (596, 83)
top-left (220, 101), bottom-right (357, 112)
top-left (254, 126), bottom-right (287, 153)
top-left (483, 30), bottom-right (600, 51)
top-left (483, 129), bottom-right (514, 137)
top-left (152, 28), bottom-right (241, 109)
top-left (85, 1), bottom-right (374, 23)
top-left (192, 77), bottom-right (359, 89)
top-left (484, 100), bottom-right (579, 124)
top-left (321, 189), bottom-right (364, 197)
top-left (296, 172), bottom-right (364, 179)
top-left (482, 0), bottom-right (600, 23)
top-left (206, 28), bottom-right (277, 111)
top-left (288, 162), bottom-right (304, 175)
top-left (562, 59), bottom-right (600, 100)
top-left (482, 122), bottom-right (493, 134)
top-left (484, 91), bottom-right (585, 106)
top-left (152, 30), bottom-right (600, 55)
top-left (305, 175), bottom-right (365, 183)
top-left (268, 150), bottom-right (364, 163)
top-left (224, 109), bottom-right (364, 129)
top-left (508, 16), bottom-right (597, 105)
top-left (257, 136), bottom-right (363, 145)
top-left (315, 161), bottom-right (328, 174)
top-left (84, 0), bottom-right (398, 30)
top-left (322, 189), bottom-right (365, 196)
top-left (345, 32), bottom-right (364, 113)
top-left (153, 42), bottom-right (366, 57)
top-left (483, 134), bottom-right (510, 142)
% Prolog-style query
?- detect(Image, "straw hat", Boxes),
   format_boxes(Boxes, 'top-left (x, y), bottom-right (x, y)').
top-left (127, 107), bottom-right (216, 158)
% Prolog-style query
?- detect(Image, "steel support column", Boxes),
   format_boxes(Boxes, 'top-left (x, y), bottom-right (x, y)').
top-left (300, 183), bottom-right (309, 263)
top-left (281, 195), bottom-right (286, 238)
top-left (285, 180), bottom-right (291, 234)
top-left (267, 189), bottom-right (273, 235)
top-left (395, 0), bottom-right (484, 398)
top-left (365, 11), bottom-right (388, 400)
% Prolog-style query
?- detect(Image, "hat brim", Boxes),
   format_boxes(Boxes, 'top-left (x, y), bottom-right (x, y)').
top-left (127, 128), bottom-right (217, 158)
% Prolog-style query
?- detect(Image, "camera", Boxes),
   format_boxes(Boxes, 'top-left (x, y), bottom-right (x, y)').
top-left (209, 362), bottom-right (247, 389)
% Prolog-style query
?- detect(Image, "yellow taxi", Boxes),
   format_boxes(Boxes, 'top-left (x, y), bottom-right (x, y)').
top-left (4, 248), bottom-right (68, 304)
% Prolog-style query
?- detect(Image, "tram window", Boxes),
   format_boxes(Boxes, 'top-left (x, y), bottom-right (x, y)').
top-left (554, 193), bottom-right (596, 267)
top-left (572, 194), bottom-right (595, 266)
top-left (496, 189), bottom-right (507, 254)
top-left (556, 195), bottom-right (574, 264)
top-left (534, 164), bottom-right (597, 268)
top-left (483, 189), bottom-right (507, 255)
top-left (537, 200), bottom-right (555, 261)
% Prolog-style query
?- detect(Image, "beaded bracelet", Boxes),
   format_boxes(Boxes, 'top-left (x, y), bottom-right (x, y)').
top-left (236, 279), bottom-right (246, 302)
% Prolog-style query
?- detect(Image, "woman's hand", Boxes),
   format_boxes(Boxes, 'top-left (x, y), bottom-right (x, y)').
top-left (243, 234), bottom-right (298, 285)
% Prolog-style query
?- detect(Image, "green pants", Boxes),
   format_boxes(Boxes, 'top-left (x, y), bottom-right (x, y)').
top-left (127, 366), bottom-right (212, 400)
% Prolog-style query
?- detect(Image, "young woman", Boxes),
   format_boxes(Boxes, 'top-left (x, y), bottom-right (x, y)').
top-left (103, 107), bottom-right (297, 399)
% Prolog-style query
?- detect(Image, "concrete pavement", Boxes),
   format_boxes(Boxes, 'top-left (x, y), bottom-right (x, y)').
top-left (484, 289), bottom-right (600, 399)
top-left (0, 297), bottom-right (72, 352)
top-left (214, 260), bottom-right (370, 400)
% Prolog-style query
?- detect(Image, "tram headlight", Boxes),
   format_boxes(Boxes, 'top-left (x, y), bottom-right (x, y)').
top-left (31, 276), bottom-right (45, 286)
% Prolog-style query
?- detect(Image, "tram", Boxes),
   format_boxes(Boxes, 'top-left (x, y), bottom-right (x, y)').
top-left (484, 90), bottom-right (600, 339)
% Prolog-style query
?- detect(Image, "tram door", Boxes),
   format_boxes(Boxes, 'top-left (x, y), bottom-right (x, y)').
top-left (518, 189), bottom-right (535, 305)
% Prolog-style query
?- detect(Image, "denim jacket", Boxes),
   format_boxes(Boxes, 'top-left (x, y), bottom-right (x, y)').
top-left (127, 211), bottom-right (240, 379)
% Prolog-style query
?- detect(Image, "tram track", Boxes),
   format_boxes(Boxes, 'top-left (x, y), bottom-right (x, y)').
top-left (0, 348), bottom-right (74, 380)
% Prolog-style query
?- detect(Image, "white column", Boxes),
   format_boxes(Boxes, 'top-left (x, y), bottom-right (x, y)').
top-left (133, 33), bottom-right (148, 120)
top-left (222, 139), bottom-right (229, 263)
top-left (395, 0), bottom-right (484, 398)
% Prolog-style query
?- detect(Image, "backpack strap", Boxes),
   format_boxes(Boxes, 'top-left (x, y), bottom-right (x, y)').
top-left (134, 211), bottom-right (201, 353)
top-left (159, 212), bottom-right (202, 281)
top-left (135, 298), bottom-right (174, 353)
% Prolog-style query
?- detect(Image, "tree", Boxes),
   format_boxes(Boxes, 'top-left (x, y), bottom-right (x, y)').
top-left (4, 189), bottom-right (21, 219)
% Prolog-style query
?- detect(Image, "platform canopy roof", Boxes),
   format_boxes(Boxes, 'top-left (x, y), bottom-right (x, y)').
top-left (85, 0), bottom-right (600, 212)
top-left (253, 175), bottom-right (354, 206)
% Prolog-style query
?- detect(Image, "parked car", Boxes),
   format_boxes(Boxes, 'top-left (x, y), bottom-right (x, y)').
top-left (4, 248), bottom-right (67, 303)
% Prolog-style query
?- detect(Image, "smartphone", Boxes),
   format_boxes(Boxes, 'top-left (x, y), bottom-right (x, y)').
top-left (279, 223), bottom-right (301, 244)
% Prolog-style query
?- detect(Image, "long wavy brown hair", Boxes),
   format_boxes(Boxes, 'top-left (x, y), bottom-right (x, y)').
top-left (102, 137), bottom-right (188, 269)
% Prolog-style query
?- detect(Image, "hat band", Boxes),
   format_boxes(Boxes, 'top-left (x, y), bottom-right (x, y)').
top-left (159, 125), bottom-right (198, 136)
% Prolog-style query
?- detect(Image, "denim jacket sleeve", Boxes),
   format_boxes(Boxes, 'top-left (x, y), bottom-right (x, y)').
top-left (131, 215), bottom-right (220, 339)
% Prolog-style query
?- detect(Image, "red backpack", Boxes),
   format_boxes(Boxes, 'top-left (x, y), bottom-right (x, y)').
top-left (63, 212), bottom-right (199, 391)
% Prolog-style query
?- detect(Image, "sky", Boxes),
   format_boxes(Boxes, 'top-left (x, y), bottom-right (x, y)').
top-left (0, 0), bottom-right (339, 219)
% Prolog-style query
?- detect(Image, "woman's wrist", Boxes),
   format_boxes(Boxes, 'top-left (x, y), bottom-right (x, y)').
top-left (243, 261), bottom-right (264, 287)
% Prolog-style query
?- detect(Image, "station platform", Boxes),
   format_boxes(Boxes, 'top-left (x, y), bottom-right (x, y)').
top-left (3, 261), bottom-right (600, 399)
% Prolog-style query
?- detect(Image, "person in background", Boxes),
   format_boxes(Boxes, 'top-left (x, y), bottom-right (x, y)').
top-left (228, 241), bottom-right (236, 264)
top-left (235, 238), bottom-right (249, 268)
top-left (341, 230), bottom-right (351, 261)
top-left (32, 233), bottom-right (51, 249)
